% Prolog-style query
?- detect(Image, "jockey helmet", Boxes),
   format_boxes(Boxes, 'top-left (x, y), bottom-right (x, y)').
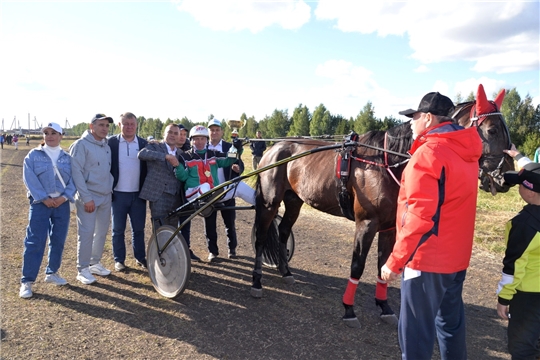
top-left (189, 125), bottom-right (209, 139)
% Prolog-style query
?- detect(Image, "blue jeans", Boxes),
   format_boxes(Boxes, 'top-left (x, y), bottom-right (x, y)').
top-left (21, 199), bottom-right (70, 283)
top-left (399, 270), bottom-right (467, 360)
top-left (111, 191), bottom-right (147, 264)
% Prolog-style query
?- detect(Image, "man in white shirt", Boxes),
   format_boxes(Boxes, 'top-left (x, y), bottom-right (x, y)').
top-left (108, 112), bottom-right (148, 271)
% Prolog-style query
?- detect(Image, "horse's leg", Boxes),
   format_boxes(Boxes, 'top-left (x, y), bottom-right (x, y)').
top-left (375, 229), bottom-right (398, 325)
top-left (342, 219), bottom-right (377, 328)
top-left (251, 204), bottom-right (277, 298)
top-left (251, 175), bottom-right (283, 298)
top-left (277, 190), bottom-right (303, 284)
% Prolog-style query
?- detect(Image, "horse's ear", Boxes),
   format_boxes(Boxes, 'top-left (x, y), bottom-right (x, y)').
top-left (476, 84), bottom-right (491, 115)
top-left (494, 88), bottom-right (505, 109)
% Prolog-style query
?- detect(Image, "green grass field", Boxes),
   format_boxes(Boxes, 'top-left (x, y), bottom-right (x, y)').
top-left (475, 185), bottom-right (523, 253)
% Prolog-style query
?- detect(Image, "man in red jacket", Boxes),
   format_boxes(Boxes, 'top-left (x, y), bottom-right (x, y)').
top-left (381, 92), bottom-right (482, 360)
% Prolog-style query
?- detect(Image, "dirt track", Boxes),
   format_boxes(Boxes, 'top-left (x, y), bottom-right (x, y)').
top-left (1, 146), bottom-right (511, 359)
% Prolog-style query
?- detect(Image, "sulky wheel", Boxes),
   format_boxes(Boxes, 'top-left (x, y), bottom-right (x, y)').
top-left (251, 215), bottom-right (295, 269)
top-left (147, 225), bottom-right (191, 298)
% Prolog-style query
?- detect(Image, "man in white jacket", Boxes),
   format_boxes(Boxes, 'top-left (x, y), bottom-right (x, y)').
top-left (70, 114), bottom-right (114, 285)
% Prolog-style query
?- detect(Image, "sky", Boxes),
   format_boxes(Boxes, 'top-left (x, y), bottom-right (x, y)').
top-left (1, 0), bottom-right (539, 130)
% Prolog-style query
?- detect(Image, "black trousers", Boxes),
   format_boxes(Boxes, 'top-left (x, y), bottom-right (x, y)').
top-left (508, 291), bottom-right (540, 360)
top-left (204, 198), bottom-right (237, 256)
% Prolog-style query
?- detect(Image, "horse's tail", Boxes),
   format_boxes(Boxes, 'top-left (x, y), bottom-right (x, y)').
top-left (254, 176), bottom-right (280, 266)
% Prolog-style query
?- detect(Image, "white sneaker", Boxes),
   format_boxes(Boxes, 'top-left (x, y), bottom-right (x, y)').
top-left (76, 268), bottom-right (97, 285)
top-left (114, 262), bottom-right (126, 271)
top-left (208, 253), bottom-right (217, 262)
top-left (19, 282), bottom-right (33, 298)
top-left (44, 273), bottom-right (68, 286)
top-left (89, 262), bottom-right (111, 276)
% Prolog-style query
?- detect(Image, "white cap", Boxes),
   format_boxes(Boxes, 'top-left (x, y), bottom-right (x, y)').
top-left (207, 119), bottom-right (222, 128)
top-left (189, 125), bottom-right (210, 139)
top-left (42, 122), bottom-right (63, 134)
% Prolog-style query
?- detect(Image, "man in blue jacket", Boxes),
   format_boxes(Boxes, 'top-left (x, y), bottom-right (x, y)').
top-left (108, 112), bottom-right (148, 271)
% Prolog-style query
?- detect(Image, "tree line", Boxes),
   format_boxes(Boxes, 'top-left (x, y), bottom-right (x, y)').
top-left (69, 87), bottom-right (540, 157)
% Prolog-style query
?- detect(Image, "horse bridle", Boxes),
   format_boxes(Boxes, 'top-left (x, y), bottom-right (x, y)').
top-left (459, 102), bottom-right (512, 181)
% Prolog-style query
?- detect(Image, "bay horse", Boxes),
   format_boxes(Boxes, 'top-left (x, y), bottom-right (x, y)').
top-left (452, 84), bottom-right (514, 194)
top-left (252, 84), bottom-right (514, 328)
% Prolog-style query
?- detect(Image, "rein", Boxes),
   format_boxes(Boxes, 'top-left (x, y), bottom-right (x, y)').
top-left (351, 133), bottom-right (410, 187)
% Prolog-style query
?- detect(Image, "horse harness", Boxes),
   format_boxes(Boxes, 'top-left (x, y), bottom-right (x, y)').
top-left (336, 131), bottom-right (410, 221)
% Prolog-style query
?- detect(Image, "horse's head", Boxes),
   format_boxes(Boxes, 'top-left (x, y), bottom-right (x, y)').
top-left (452, 84), bottom-right (515, 195)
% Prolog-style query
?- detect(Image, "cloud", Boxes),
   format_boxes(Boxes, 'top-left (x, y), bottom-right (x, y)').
top-left (414, 65), bottom-right (429, 73)
top-left (174, 0), bottom-right (311, 33)
top-left (308, 60), bottom-right (407, 118)
top-left (454, 77), bottom-right (508, 100)
top-left (315, 1), bottom-right (539, 74)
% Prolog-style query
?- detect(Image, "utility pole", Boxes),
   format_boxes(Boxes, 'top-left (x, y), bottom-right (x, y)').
top-left (33, 117), bottom-right (40, 133)
top-left (65, 118), bottom-right (72, 136)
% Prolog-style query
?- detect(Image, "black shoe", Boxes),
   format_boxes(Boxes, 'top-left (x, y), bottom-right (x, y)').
top-left (135, 259), bottom-right (147, 268)
top-left (190, 251), bottom-right (201, 262)
top-left (228, 251), bottom-right (237, 259)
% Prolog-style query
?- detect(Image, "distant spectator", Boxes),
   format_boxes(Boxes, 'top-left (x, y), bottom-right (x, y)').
top-left (0, 134), bottom-right (4, 149)
top-left (250, 130), bottom-right (266, 170)
top-left (534, 146), bottom-right (539, 163)
top-left (26, 136), bottom-right (30, 146)
top-left (19, 123), bottom-right (76, 298)
top-left (13, 134), bottom-right (19, 150)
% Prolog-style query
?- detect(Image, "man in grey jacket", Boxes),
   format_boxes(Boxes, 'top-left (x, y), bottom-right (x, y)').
top-left (138, 124), bottom-right (182, 230)
top-left (70, 114), bottom-right (114, 285)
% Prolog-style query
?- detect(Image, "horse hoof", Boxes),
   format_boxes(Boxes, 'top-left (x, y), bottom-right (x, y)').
top-left (343, 317), bottom-right (361, 329)
top-left (282, 275), bottom-right (295, 285)
top-left (250, 287), bottom-right (262, 298)
top-left (381, 314), bottom-right (398, 326)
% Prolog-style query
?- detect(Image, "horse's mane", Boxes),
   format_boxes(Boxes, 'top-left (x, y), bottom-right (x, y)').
top-left (451, 101), bottom-right (475, 121)
top-left (356, 122), bottom-right (412, 165)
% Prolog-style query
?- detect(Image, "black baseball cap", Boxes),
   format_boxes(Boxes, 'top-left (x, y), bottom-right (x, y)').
top-left (504, 162), bottom-right (540, 193)
top-left (91, 114), bottom-right (113, 124)
top-left (399, 92), bottom-right (455, 118)
top-left (176, 124), bottom-right (188, 133)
